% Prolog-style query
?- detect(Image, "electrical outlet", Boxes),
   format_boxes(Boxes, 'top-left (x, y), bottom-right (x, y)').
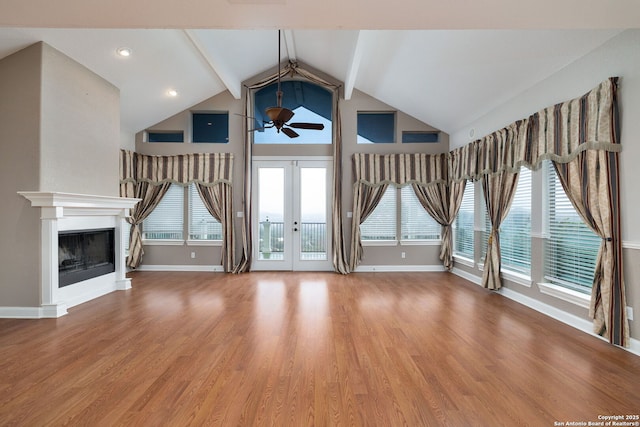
top-left (401, 252), bottom-right (406, 259)
top-left (190, 252), bottom-right (196, 259)
top-left (627, 306), bottom-right (634, 321)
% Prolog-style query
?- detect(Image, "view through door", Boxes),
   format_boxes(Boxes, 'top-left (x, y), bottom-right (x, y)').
top-left (252, 158), bottom-right (333, 271)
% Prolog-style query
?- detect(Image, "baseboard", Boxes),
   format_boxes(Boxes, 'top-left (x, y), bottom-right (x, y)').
top-left (0, 306), bottom-right (45, 318)
top-left (135, 264), bottom-right (224, 272)
top-left (0, 304), bottom-right (67, 319)
top-left (450, 268), bottom-right (640, 357)
top-left (354, 265), bottom-right (446, 272)
top-left (451, 267), bottom-right (482, 285)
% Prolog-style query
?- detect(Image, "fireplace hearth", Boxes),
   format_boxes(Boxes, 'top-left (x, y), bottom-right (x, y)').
top-left (59, 228), bottom-right (115, 287)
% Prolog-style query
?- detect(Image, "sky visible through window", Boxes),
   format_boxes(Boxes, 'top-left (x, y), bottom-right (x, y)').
top-left (253, 107), bottom-right (332, 144)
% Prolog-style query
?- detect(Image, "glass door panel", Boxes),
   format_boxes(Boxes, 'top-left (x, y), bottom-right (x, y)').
top-left (252, 159), bottom-right (332, 271)
top-left (298, 167), bottom-right (328, 262)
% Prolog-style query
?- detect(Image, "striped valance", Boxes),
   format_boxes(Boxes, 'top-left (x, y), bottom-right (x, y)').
top-left (352, 153), bottom-right (448, 187)
top-left (449, 143), bottom-right (478, 183)
top-left (120, 150), bottom-right (233, 187)
top-left (449, 78), bottom-right (621, 182)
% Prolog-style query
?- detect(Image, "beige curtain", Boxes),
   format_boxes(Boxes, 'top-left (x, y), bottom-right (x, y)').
top-left (233, 61), bottom-right (347, 273)
top-left (481, 171), bottom-right (520, 290)
top-left (348, 183), bottom-right (389, 271)
top-left (411, 180), bottom-right (466, 271)
top-left (449, 78), bottom-right (627, 346)
top-left (122, 181), bottom-right (171, 268)
top-left (196, 183), bottom-right (235, 272)
top-left (553, 150), bottom-right (628, 345)
top-left (349, 153), bottom-right (449, 271)
top-left (119, 150), bottom-right (234, 270)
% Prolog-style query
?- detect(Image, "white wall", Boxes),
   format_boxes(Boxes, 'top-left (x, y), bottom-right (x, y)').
top-left (450, 29), bottom-right (640, 242)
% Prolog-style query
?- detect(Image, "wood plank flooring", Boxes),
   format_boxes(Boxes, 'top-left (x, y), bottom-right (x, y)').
top-left (1, 272), bottom-right (638, 426)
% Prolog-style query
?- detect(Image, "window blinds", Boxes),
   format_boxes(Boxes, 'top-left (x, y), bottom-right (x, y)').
top-left (360, 186), bottom-right (397, 240)
top-left (453, 182), bottom-right (474, 258)
top-left (188, 184), bottom-right (222, 240)
top-left (499, 168), bottom-right (532, 275)
top-left (545, 162), bottom-right (599, 292)
top-left (143, 184), bottom-right (184, 240)
top-left (400, 186), bottom-right (440, 240)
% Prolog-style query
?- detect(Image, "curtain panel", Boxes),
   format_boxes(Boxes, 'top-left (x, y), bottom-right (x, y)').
top-left (449, 77), bottom-right (627, 346)
top-left (119, 150), bottom-right (235, 271)
top-left (233, 61), bottom-right (348, 273)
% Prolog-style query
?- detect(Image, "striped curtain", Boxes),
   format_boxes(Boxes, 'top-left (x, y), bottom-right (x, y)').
top-left (349, 153), bottom-right (449, 270)
top-left (119, 150), bottom-right (235, 271)
top-left (450, 78), bottom-right (627, 346)
top-left (233, 61), bottom-right (348, 273)
top-left (481, 170), bottom-right (520, 290)
top-left (411, 179), bottom-right (466, 271)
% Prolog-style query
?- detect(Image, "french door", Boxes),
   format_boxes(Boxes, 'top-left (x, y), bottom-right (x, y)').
top-left (252, 158), bottom-right (333, 271)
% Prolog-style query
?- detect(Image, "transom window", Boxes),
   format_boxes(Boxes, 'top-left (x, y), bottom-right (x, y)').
top-left (357, 112), bottom-right (395, 144)
top-left (253, 80), bottom-right (332, 144)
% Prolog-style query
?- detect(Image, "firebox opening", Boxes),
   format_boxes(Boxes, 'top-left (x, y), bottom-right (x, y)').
top-left (58, 228), bottom-right (115, 287)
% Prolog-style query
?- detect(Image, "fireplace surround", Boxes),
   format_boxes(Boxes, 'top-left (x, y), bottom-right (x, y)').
top-left (18, 192), bottom-right (139, 317)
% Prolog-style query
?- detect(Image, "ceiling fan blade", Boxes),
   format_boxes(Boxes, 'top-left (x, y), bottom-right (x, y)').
top-left (234, 113), bottom-right (258, 120)
top-left (249, 124), bottom-right (274, 132)
top-left (289, 122), bottom-right (325, 130)
top-left (281, 127), bottom-right (299, 138)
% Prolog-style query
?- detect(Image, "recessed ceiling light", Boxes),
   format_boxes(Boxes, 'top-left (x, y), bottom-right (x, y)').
top-left (167, 89), bottom-right (178, 97)
top-left (116, 47), bottom-right (132, 57)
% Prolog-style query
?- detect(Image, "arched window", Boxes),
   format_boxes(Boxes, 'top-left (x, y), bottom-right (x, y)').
top-left (253, 80), bottom-right (332, 144)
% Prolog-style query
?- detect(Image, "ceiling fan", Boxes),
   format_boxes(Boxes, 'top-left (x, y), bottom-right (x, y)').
top-left (252, 30), bottom-right (325, 139)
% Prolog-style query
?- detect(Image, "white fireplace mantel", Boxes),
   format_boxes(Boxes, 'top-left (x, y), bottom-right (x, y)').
top-left (18, 191), bottom-right (140, 318)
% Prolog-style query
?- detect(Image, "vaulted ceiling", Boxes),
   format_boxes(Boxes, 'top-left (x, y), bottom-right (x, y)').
top-left (0, 1), bottom-right (638, 137)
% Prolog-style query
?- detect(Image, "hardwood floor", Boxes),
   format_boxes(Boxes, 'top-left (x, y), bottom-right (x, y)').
top-left (1, 272), bottom-right (638, 426)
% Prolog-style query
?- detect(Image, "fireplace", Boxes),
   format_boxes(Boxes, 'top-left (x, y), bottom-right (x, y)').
top-left (59, 228), bottom-right (115, 287)
top-left (18, 191), bottom-right (140, 317)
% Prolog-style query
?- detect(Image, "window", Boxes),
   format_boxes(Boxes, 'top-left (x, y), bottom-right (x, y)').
top-left (480, 169), bottom-right (532, 275)
top-left (453, 182), bottom-right (474, 259)
top-left (142, 184), bottom-right (184, 240)
top-left (400, 186), bottom-right (440, 241)
top-left (188, 184), bottom-right (222, 241)
top-left (147, 130), bottom-right (184, 143)
top-left (545, 161), bottom-right (599, 293)
top-left (402, 131), bottom-right (439, 143)
top-left (357, 112), bottom-right (395, 143)
top-left (253, 80), bottom-right (332, 144)
top-left (499, 168), bottom-right (531, 275)
top-left (360, 186), bottom-right (397, 241)
top-left (192, 112), bottom-right (229, 143)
